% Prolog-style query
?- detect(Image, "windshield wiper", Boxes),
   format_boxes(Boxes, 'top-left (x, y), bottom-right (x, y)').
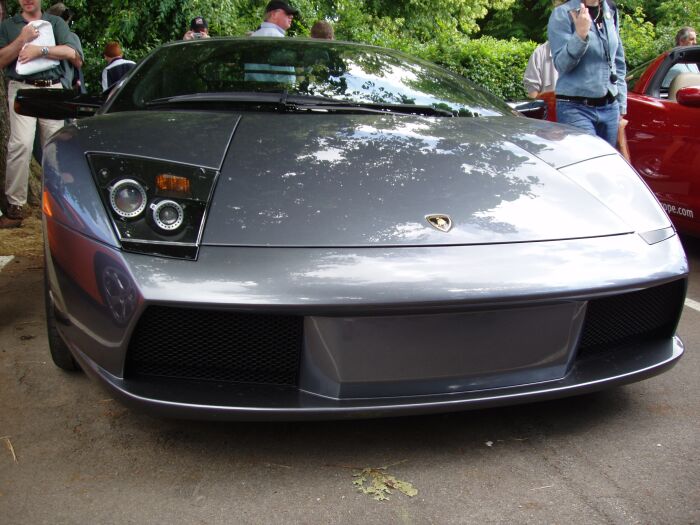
top-left (144, 92), bottom-right (287, 107)
top-left (145, 92), bottom-right (455, 117)
top-left (286, 96), bottom-right (455, 117)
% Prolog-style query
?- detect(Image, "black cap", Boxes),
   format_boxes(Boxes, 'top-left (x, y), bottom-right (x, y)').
top-left (190, 17), bottom-right (208, 31)
top-left (264, 1), bottom-right (299, 16)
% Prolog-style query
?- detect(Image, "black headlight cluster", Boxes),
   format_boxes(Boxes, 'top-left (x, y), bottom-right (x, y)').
top-left (88, 153), bottom-right (218, 260)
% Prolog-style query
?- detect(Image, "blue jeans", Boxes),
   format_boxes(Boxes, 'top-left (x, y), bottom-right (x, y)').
top-left (556, 100), bottom-right (620, 147)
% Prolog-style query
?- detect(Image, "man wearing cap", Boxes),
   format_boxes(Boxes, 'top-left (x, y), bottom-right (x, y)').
top-left (0, 0), bottom-right (83, 227)
top-left (183, 17), bottom-right (210, 41)
top-left (251, 1), bottom-right (299, 37)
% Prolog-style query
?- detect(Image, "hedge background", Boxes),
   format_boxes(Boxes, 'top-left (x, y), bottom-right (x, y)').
top-left (2, 0), bottom-right (698, 99)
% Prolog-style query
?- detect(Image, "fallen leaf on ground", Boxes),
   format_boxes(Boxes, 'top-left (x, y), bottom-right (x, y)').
top-left (1, 436), bottom-right (18, 463)
top-left (352, 465), bottom-right (418, 501)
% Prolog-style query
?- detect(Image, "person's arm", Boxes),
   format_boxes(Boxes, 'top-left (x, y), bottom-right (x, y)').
top-left (524, 47), bottom-right (544, 99)
top-left (50, 15), bottom-right (83, 68)
top-left (18, 43), bottom-right (81, 66)
top-left (548, 3), bottom-right (591, 75)
top-left (612, 11), bottom-right (627, 115)
top-left (0, 23), bottom-right (38, 69)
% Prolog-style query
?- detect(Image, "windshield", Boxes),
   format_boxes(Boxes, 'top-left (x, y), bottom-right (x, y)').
top-left (106, 38), bottom-right (511, 117)
top-left (626, 58), bottom-right (656, 93)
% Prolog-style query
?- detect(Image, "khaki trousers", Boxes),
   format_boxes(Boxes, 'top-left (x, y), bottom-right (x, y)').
top-left (5, 80), bottom-right (64, 207)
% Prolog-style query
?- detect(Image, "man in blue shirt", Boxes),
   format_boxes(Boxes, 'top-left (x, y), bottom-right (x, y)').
top-left (251, 0), bottom-right (299, 37)
top-left (548, 0), bottom-right (626, 147)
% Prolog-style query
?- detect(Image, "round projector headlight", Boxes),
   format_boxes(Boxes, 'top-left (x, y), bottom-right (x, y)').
top-left (151, 200), bottom-right (184, 231)
top-left (109, 179), bottom-right (147, 218)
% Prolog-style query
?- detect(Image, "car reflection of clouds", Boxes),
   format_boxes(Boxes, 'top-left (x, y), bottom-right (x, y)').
top-left (475, 195), bottom-right (565, 237)
top-left (292, 240), bottom-right (640, 292)
top-left (297, 147), bottom-right (346, 164)
top-left (345, 63), bottom-right (419, 103)
top-left (146, 271), bottom-right (261, 297)
top-left (367, 221), bottom-right (427, 243)
top-left (353, 121), bottom-right (443, 151)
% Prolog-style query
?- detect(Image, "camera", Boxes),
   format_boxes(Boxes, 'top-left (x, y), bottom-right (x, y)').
top-left (193, 32), bottom-right (203, 39)
top-left (610, 73), bottom-right (618, 83)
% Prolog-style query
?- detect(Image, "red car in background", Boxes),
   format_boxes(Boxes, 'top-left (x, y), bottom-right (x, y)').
top-left (625, 45), bottom-right (700, 236)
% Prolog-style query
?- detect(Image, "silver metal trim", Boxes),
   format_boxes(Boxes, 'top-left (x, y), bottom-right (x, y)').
top-left (150, 199), bottom-right (184, 231)
top-left (108, 179), bottom-right (147, 218)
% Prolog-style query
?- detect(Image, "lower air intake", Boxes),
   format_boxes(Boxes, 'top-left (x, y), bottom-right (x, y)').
top-left (125, 306), bottom-right (303, 386)
top-left (577, 279), bottom-right (686, 357)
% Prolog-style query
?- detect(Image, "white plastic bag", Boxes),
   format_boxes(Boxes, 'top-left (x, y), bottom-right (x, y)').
top-left (15, 20), bottom-right (60, 76)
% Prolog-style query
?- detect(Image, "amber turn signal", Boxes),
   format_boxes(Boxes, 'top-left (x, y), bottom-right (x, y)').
top-left (155, 174), bottom-right (191, 197)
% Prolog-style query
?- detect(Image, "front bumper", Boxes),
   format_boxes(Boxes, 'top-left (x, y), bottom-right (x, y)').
top-left (46, 218), bottom-right (688, 420)
top-left (69, 336), bottom-right (683, 421)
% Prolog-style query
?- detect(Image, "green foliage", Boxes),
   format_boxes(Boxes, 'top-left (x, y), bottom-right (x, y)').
top-left (618, 0), bottom-right (699, 69)
top-left (652, 0), bottom-right (700, 29)
top-left (654, 0), bottom-right (700, 42)
top-left (2, 0), bottom-right (696, 99)
top-left (620, 7), bottom-right (666, 68)
top-left (418, 36), bottom-right (537, 100)
top-left (480, 0), bottom-right (555, 42)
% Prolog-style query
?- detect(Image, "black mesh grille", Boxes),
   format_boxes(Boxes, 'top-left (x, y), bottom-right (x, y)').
top-left (125, 306), bottom-right (303, 386)
top-left (577, 279), bottom-right (686, 357)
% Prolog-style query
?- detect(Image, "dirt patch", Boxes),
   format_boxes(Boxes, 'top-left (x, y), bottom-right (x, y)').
top-left (1, 156), bottom-right (44, 259)
top-left (0, 205), bottom-right (44, 259)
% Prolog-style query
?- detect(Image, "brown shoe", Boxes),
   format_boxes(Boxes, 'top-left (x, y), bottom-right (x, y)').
top-left (6, 204), bottom-right (24, 220)
top-left (0, 215), bottom-right (22, 229)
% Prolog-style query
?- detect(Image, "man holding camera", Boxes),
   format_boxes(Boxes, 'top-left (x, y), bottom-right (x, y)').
top-left (183, 17), bottom-right (210, 41)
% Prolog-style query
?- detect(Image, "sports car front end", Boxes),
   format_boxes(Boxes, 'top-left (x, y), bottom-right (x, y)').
top-left (32, 38), bottom-right (687, 420)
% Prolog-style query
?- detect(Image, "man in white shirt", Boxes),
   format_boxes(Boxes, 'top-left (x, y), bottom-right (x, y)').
top-left (523, 41), bottom-right (558, 99)
top-left (251, 0), bottom-right (299, 37)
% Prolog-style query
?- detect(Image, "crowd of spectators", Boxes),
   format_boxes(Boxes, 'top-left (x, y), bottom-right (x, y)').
top-left (0, 0), bottom-right (695, 228)
top-left (0, 0), bottom-right (329, 229)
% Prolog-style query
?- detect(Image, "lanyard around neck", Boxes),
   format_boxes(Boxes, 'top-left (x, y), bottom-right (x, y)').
top-left (592, 12), bottom-right (618, 83)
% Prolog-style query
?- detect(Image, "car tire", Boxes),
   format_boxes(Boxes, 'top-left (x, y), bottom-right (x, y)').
top-left (44, 269), bottom-right (81, 372)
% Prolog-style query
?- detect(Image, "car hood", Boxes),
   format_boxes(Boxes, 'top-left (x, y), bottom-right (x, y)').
top-left (205, 113), bottom-right (631, 247)
top-left (78, 111), bottom-right (631, 247)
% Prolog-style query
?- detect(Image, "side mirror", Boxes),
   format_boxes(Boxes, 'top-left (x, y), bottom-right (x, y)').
top-left (676, 86), bottom-right (700, 107)
top-left (14, 88), bottom-right (103, 119)
top-left (508, 99), bottom-right (547, 120)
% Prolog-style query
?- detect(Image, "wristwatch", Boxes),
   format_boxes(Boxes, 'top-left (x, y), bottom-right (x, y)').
top-left (41, 47), bottom-right (49, 56)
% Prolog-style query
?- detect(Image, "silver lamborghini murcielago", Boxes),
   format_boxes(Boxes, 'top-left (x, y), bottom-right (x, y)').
top-left (19, 38), bottom-right (688, 420)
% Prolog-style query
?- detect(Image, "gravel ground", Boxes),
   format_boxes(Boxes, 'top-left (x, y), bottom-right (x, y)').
top-left (0, 205), bottom-right (43, 259)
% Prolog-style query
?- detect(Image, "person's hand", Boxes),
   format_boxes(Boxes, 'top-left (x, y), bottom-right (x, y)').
top-left (18, 44), bottom-right (41, 63)
top-left (570, 2), bottom-right (591, 41)
top-left (183, 31), bottom-right (209, 40)
top-left (20, 23), bottom-right (40, 44)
